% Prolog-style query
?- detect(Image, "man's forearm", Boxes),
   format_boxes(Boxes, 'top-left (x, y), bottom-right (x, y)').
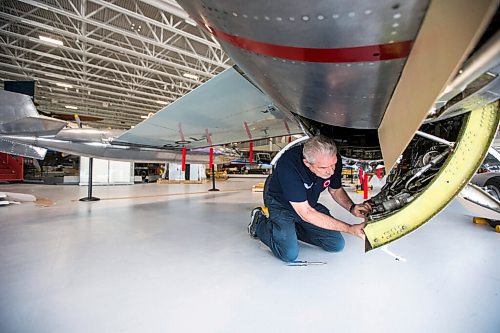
top-left (296, 205), bottom-right (353, 234)
top-left (330, 187), bottom-right (354, 211)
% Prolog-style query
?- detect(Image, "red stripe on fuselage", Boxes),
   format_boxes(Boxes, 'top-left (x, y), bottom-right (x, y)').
top-left (199, 20), bottom-right (412, 62)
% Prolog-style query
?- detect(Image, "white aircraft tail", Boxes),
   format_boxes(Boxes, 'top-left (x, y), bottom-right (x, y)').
top-left (0, 90), bottom-right (66, 159)
top-left (0, 90), bottom-right (66, 136)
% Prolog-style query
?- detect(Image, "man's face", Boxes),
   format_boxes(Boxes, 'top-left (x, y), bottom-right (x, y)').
top-left (303, 153), bottom-right (337, 179)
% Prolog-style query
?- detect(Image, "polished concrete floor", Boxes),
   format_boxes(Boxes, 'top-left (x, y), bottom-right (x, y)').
top-left (0, 179), bottom-right (499, 333)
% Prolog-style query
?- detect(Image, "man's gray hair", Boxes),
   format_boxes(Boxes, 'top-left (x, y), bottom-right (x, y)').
top-left (303, 135), bottom-right (337, 164)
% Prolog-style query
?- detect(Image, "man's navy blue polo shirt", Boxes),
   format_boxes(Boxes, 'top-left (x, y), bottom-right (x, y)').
top-left (267, 144), bottom-right (342, 210)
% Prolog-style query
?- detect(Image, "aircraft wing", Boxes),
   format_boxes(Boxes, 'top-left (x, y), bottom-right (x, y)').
top-left (115, 67), bottom-right (302, 149)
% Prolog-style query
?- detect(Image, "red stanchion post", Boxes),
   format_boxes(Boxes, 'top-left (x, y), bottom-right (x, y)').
top-left (209, 147), bottom-right (213, 169)
top-left (249, 142), bottom-right (253, 164)
top-left (359, 168), bottom-right (364, 185)
top-left (363, 173), bottom-right (369, 199)
top-left (181, 146), bottom-right (186, 171)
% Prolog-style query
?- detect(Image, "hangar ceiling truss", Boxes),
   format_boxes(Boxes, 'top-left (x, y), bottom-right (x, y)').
top-left (0, 0), bottom-right (231, 129)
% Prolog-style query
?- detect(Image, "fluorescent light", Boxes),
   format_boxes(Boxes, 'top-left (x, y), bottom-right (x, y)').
top-left (203, 23), bottom-right (213, 34)
top-left (39, 35), bottom-right (63, 46)
top-left (64, 105), bottom-right (78, 110)
top-left (56, 82), bottom-right (73, 88)
top-left (45, 72), bottom-right (65, 79)
top-left (156, 100), bottom-right (168, 105)
top-left (141, 112), bottom-right (155, 119)
top-left (183, 73), bottom-right (198, 80)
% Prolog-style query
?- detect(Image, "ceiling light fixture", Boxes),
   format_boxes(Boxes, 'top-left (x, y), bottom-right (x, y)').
top-left (45, 72), bottom-right (65, 79)
top-left (56, 82), bottom-right (73, 88)
top-left (141, 112), bottom-right (156, 119)
top-left (156, 100), bottom-right (168, 105)
top-left (183, 73), bottom-right (198, 80)
top-left (64, 105), bottom-right (78, 110)
top-left (39, 35), bottom-right (63, 46)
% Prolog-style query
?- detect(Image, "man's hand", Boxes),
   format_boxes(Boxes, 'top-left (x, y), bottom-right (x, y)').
top-left (349, 222), bottom-right (366, 240)
top-left (351, 202), bottom-right (372, 218)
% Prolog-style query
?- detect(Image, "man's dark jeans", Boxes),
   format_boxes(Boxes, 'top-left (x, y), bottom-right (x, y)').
top-left (255, 187), bottom-right (345, 262)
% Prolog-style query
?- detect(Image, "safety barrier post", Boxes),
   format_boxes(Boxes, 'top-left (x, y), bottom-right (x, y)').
top-left (363, 173), bottom-right (369, 200)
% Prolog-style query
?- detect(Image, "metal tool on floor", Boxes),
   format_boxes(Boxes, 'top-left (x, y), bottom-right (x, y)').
top-left (286, 261), bottom-right (327, 266)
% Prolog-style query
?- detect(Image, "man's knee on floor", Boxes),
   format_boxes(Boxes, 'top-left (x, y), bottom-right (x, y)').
top-left (321, 237), bottom-right (345, 253)
top-left (276, 245), bottom-right (299, 262)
